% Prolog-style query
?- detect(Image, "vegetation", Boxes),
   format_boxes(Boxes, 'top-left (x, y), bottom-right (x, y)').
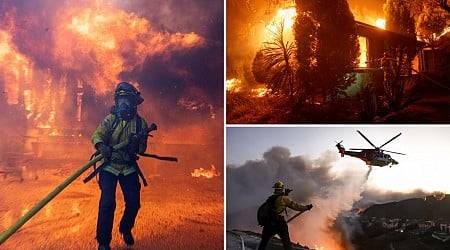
top-left (294, 0), bottom-right (359, 104)
top-left (252, 21), bottom-right (298, 102)
top-left (226, 0), bottom-right (449, 123)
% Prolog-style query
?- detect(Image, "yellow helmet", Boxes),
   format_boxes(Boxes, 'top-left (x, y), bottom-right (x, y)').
top-left (272, 181), bottom-right (284, 189)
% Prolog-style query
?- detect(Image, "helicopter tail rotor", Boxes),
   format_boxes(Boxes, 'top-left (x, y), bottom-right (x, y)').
top-left (335, 140), bottom-right (345, 157)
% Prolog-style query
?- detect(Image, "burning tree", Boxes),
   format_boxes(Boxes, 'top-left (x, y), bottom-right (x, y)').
top-left (252, 20), bottom-right (298, 102)
top-left (410, 0), bottom-right (450, 78)
top-left (294, 0), bottom-right (359, 104)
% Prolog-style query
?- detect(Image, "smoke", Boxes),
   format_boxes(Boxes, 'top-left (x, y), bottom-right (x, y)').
top-left (0, 0), bottom-right (223, 146)
top-left (227, 146), bottom-right (369, 249)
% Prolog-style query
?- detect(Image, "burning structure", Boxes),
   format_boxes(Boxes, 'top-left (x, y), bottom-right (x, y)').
top-left (0, 0), bottom-right (224, 248)
top-left (226, 0), bottom-right (450, 123)
top-left (0, 0), bottom-right (223, 173)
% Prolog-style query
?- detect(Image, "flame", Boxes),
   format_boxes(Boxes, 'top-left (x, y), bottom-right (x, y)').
top-left (1, 1), bottom-right (205, 134)
top-left (191, 164), bottom-right (220, 179)
top-left (226, 78), bottom-right (242, 93)
top-left (251, 87), bottom-right (268, 97)
top-left (263, 8), bottom-right (297, 42)
top-left (375, 18), bottom-right (386, 30)
top-left (0, 30), bottom-right (33, 105)
top-left (357, 36), bottom-right (368, 67)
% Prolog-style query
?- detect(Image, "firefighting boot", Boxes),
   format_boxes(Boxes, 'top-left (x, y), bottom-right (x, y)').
top-left (121, 232), bottom-right (134, 245)
top-left (98, 244), bottom-right (111, 250)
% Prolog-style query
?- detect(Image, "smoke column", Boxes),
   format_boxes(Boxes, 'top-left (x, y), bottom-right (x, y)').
top-left (227, 146), bottom-right (369, 249)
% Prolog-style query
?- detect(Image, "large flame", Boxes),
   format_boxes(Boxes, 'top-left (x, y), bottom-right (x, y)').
top-left (0, 0), bottom-right (205, 133)
top-left (0, 30), bottom-right (33, 105)
top-left (262, 7), bottom-right (297, 43)
top-left (191, 164), bottom-right (220, 179)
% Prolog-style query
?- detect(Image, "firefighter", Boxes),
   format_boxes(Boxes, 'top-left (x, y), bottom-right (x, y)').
top-left (258, 181), bottom-right (313, 250)
top-left (92, 82), bottom-right (148, 250)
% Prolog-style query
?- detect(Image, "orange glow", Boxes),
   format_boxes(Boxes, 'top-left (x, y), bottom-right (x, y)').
top-left (262, 8), bottom-right (297, 42)
top-left (358, 36), bottom-right (368, 67)
top-left (375, 18), bottom-right (386, 30)
top-left (226, 78), bottom-right (242, 93)
top-left (251, 87), bottom-right (268, 97)
top-left (1, 1), bottom-right (205, 134)
top-left (191, 164), bottom-right (220, 179)
top-left (0, 30), bottom-right (33, 105)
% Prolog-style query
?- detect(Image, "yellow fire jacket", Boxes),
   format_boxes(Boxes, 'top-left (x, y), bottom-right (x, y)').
top-left (273, 190), bottom-right (309, 217)
top-left (91, 113), bottom-right (148, 176)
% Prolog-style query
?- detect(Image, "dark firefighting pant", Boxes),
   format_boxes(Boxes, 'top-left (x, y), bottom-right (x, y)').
top-left (96, 170), bottom-right (141, 245)
top-left (258, 218), bottom-right (292, 250)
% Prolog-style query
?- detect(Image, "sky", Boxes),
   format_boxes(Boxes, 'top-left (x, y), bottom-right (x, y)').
top-left (227, 126), bottom-right (450, 194)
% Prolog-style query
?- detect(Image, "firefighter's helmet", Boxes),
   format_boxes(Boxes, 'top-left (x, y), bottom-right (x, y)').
top-left (272, 181), bottom-right (284, 190)
top-left (114, 82), bottom-right (144, 105)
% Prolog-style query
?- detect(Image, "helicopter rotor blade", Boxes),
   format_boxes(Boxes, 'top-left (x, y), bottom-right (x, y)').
top-left (356, 130), bottom-right (377, 149)
top-left (335, 140), bottom-right (343, 144)
top-left (382, 150), bottom-right (406, 155)
top-left (379, 132), bottom-right (402, 149)
top-left (349, 148), bottom-right (372, 151)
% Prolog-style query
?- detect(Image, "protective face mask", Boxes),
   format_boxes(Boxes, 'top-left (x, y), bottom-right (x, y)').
top-left (115, 97), bottom-right (134, 119)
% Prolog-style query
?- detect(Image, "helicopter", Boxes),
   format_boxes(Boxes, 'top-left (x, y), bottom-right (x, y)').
top-left (335, 130), bottom-right (405, 167)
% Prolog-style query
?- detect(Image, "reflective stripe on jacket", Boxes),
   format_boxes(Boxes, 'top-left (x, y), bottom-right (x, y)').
top-left (91, 113), bottom-right (148, 175)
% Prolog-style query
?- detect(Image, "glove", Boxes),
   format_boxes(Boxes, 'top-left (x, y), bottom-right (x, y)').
top-left (96, 142), bottom-right (112, 160)
top-left (127, 134), bottom-right (140, 153)
top-left (306, 204), bottom-right (313, 210)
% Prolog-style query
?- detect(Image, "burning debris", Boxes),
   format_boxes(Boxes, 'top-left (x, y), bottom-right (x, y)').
top-left (191, 164), bottom-right (220, 179)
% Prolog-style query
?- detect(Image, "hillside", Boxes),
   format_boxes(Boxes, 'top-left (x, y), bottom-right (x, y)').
top-left (361, 194), bottom-right (450, 221)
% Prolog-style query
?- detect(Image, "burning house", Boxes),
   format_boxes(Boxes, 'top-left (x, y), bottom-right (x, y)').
top-left (344, 20), bottom-right (425, 97)
top-left (0, 0), bottom-right (224, 180)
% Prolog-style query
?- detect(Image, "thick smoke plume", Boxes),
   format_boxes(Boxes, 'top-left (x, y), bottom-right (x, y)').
top-left (227, 146), bottom-right (369, 249)
top-left (0, 0), bottom-right (223, 146)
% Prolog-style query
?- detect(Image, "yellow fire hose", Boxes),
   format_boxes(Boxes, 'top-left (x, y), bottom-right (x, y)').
top-left (0, 139), bottom-right (129, 244)
top-left (0, 123), bottom-right (158, 244)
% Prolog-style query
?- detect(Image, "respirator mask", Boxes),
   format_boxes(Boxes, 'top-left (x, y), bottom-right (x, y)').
top-left (110, 82), bottom-right (143, 120)
top-left (113, 95), bottom-right (136, 120)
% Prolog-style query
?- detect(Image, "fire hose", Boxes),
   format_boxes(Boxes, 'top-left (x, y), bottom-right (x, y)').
top-left (0, 123), bottom-right (159, 244)
top-left (286, 210), bottom-right (307, 223)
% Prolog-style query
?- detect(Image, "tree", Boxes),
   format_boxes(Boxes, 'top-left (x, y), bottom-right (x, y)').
top-left (383, 0), bottom-right (418, 109)
top-left (252, 20), bottom-right (298, 101)
top-left (410, 0), bottom-right (450, 47)
top-left (294, 0), bottom-right (359, 104)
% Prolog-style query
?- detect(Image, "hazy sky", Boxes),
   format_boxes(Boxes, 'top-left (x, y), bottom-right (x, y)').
top-left (227, 126), bottom-right (450, 193)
